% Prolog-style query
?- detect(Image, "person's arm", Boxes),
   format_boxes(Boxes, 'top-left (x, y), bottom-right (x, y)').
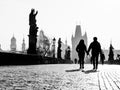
top-left (87, 43), bottom-right (92, 55)
top-left (85, 45), bottom-right (87, 54)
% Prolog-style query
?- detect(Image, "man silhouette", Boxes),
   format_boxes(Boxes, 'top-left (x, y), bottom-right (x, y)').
top-left (87, 37), bottom-right (101, 70)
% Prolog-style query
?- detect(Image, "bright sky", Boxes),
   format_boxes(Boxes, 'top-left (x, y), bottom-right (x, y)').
top-left (0, 0), bottom-right (120, 51)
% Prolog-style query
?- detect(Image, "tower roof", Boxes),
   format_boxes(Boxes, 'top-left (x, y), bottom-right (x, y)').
top-left (75, 25), bottom-right (82, 37)
top-left (11, 35), bottom-right (16, 41)
top-left (84, 31), bottom-right (87, 36)
top-left (22, 37), bottom-right (25, 43)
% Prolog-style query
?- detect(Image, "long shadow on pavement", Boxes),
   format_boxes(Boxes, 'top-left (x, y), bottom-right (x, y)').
top-left (83, 69), bottom-right (99, 74)
top-left (65, 69), bottom-right (80, 72)
top-left (65, 69), bottom-right (99, 73)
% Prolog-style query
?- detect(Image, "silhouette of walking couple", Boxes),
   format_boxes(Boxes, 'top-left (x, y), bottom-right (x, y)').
top-left (76, 37), bottom-right (104, 71)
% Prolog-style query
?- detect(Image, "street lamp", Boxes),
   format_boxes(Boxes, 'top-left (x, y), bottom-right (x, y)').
top-left (52, 38), bottom-right (56, 58)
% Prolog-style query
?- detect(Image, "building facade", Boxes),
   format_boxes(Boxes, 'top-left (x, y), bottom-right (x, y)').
top-left (37, 30), bottom-right (49, 49)
top-left (61, 39), bottom-right (68, 59)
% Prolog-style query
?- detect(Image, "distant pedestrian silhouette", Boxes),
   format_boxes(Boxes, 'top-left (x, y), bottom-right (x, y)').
top-left (76, 39), bottom-right (87, 70)
top-left (74, 58), bottom-right (77, 64)
top-left (87, 37), bottom-right (101, 70)
top-left (100, 50), bottom-right (105, 65)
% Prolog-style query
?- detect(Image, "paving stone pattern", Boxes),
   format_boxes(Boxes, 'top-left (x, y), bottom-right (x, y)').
top-left (0, 64), bottom-right (119, 90)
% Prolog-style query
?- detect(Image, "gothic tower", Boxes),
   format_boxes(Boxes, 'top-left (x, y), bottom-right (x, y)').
top-left (83, 31), bottom-right (88, 47)
top-left (71, 25), bottom-right (88, 61)
top-left (10, 35), bottom-right (16, 51)
top-left (22, 38), bottom-right (26, 52)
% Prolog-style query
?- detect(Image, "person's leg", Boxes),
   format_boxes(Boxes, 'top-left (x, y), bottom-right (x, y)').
top-left (80, 59), bottom-right (82, 69)
top-left (92, 55), bottom-right (95, 69)
top-left (82, 60), bottom-right (84, 69)
top-left (96, 55), bottom-right (99, 70)
top-left (81, 54), bottom-right (85, 69)
top-left (90, 56), bottom-right (93, 64)
top-left (81, 57), bottom-right (84, 69)
top-left (102, 59), bottom-right (104, 65)
top-left (78, 55), bottom-right (82, 69)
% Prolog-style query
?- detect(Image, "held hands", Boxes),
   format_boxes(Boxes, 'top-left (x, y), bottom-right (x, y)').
top-left (86, 51), bottom-right (89, 56)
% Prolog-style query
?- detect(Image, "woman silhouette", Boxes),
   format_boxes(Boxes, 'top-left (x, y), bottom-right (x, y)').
top-left (76, 39), bottom-right (87, 70)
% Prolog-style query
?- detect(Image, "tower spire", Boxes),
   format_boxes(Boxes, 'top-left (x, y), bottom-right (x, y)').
top-left (22, 37), bottom-right (26, 52)
top-left (110, 39), bottom-right (112, 45)
top-left (65, 38), bottom-right (67, 46)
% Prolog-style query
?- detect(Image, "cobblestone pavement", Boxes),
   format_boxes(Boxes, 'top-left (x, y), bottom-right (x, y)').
top-left (0, 64), bottom-right (119, 90)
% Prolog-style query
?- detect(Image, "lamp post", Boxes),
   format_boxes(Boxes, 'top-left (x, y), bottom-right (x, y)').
top-left (52, 38), bottom-right (56, 58)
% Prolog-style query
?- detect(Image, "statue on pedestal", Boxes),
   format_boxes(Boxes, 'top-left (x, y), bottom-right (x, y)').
top-left (27, 9), bottom-right (38, 54)
top-left (57, 38), bottom-right (62, 59)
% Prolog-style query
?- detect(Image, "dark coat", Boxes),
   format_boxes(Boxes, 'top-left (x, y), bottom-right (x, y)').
top-left (76, 43), bottom-right (87, 56)
top-left (88, 41), bottom-right (101, 56)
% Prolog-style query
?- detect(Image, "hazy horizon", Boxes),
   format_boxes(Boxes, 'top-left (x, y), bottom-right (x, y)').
top-left (1, 0), bottom-right (120, 51)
